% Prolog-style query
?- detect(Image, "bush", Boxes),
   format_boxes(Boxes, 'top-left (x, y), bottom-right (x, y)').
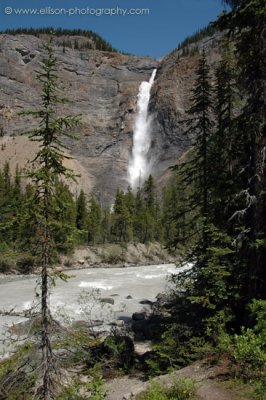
top-left (0, 343), bottom-right (36, 399)
top-left (137, 378), bottom-right (196, 400)
top-left (103, 334), bottom-right (135, 373)
top-left (231, 300), bottom-right (266, 379)
top-left (56, 376), bottom-right (106, 400)
top-left (233, 328), bottom-right (266, 378)
top-left (0, 257), bottom-right (12, 272)
top-left (101, 247), bottom-right (126, 264)
top-left (255, 380), bottom-right (266, 400)
top-left (16, 255), bottom-right (36, 273)
top-left (146, 324), bottom-right (212, 376)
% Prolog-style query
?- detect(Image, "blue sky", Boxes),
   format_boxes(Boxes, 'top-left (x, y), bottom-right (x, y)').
top-left (0, 0), bottom-right (228, 57)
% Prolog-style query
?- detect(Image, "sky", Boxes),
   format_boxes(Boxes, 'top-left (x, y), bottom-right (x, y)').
top-left (0, 0), bottom-right (228, 58)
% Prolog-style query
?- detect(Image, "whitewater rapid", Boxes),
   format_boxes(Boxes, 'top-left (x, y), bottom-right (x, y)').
top-left (0, 263), bottom-right (193, 356)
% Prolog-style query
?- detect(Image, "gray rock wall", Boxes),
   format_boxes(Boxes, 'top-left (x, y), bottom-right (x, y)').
top-left (0, 33), bottom-right (219, 203)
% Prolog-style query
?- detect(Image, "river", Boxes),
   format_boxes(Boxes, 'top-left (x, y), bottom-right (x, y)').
top-left (0, 263), bottom-right (190, 355)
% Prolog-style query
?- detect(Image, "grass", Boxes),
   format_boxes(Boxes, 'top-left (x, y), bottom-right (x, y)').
top-left (217, 378), bottom-right (264, 400)
top-left (136, 378), bottom-right (197, 400)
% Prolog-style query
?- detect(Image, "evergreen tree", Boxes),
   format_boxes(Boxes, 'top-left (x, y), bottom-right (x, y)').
top-left (0, 162), bottom-right (12, 244)
top-left (100, 207), bottom-right (111, 244)
top-left (2, 161), bottom-right (11, 195)
top-left (210, 42), bottom-right (239, 228)
top-left (17, 183), bottom-right (35, 254)
top-left (124, 186), bottom-right (135, 216)
top-left (218, 0), bottom-right (266, 303)
top-left (51, 180), bottom-right (77, 253)
top-left (167, 50), bottom-right (240, 334)
top-left (181, 50), bottom-right (213, 256)
top-left (133, 187), bottom-right (146, 243)
top-left (162, 172), bottom-right (188, 249)
top-left (87, 196), bottom-right (101, 244)
top-left (76, 189), bottom-right (88, 231)
top-left (143, 175), bottom-right (156, 212)
top-left (10, 165), bottom-right (23, 244)
top-left (141, 175), bottom-right (158, 242)
top-left (112, 189), bottom-right (133, 242)
top-left (20, 35), bottom-right (80, 399)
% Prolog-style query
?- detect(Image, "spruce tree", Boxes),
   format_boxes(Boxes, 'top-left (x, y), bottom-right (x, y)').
top-left (210, 42), bottom-right (239, 228)
top-left (112, 189), bottom-right (132, 243)
top-left (218, 0), bottom-right (266, 302)
top-left (87, 196), bottom-right (101, 244)
top-left (162, 172), bottom-right (189, 249)
top-left (76, 189), bottom-right (88, 231)
top-left (169, 50), bottom-right (236, 332)
top-left (21, 35), bottom-right (80, 399)
top-left (51, 180), bottom-right (77, 253)
top-left (133, 187), bottom-right (146, 243)
top-left (182, 50), bottom-right (213, 256)
top-left (100, 207), bottom-right (111, 244)
top-left (142, 175), bottom-right (157, 243)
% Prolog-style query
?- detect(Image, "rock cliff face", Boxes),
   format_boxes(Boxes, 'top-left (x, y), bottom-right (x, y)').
top-left (0, 33), bottom-right (220, 203)
top-left (148, 33), bottom-right (221, 184)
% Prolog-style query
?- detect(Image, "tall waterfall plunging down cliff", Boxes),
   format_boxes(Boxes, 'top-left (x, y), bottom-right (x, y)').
top-left (128, 69), bottom-right (157, 190)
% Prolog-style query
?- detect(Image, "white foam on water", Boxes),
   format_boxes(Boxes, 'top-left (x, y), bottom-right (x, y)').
top-left (136, 273), bottom-right (165, 280)
top-left (22, 301), bottom-right (33, 310)
top-left (113, 271), bottom-right (135, 276)
top-left (78, 281), bottom-right (114, 290)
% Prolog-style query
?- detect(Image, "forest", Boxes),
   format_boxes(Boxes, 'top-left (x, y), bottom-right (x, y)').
top-left (0, 0), bottom-right (265, 399)
top-left (0, 165), bottom-right (175, 271)
top-left (1, 27), bottom-right (117, 52)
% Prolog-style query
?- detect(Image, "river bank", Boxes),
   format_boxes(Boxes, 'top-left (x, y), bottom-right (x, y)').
top-left (0, 242), bottom-right (178, 278)
top-left (63, 242), bottom-right (177, 268)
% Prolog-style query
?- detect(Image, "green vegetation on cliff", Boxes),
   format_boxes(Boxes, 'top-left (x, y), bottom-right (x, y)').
top-left (1, 27), bottom-right (118, 52)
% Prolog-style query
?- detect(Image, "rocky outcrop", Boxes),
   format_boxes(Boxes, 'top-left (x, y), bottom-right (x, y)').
top-left (148, 32), bottom-right (221, 183)
top-left (0, 33), bottom-right (220, 203)
top-left (104, 360), bottom-right (238, 400)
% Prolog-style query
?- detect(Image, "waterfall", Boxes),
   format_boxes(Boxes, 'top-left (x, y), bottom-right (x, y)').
top-left (128, 69), bottom-right (157, 190)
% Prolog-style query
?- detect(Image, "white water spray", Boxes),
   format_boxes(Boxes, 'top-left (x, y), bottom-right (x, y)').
top-left (128, 69), bottom-right (157, 190)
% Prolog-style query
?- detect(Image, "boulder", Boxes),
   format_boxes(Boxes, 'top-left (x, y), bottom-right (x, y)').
top-left (139, 299), bottom-right (154, 306)
top-left (100, 297), bottom-right (115, 305)
top-left (112, 319), bottom-right (125, 327)
top-left (132, 312), bottom-right (146, 321)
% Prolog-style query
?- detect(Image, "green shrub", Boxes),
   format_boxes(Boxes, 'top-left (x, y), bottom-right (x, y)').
top-left (56, 382), bottom-right (89, 400)
top-left (0, 257), bottom-right (12, 272)
top-left (16, 255), bottom-right (36, 273)
top-left (167, 378), bottom-right (196, 400)
top-left (137, 378), bottom-right (196, 400)
top-left (233, 328), bottom-right (266, 377)
top-left (56, 375), bottom-right (106, 400)
top-left (103, 334), bottom-right (135, 373)
top-left (147, 324), bottom-right (212, 376)
top-left (231, 300), bottom-right (266, 379)
top-left (102, 248), bottom-right (126, 264)
top-left (249, 300), bottom-right (266, 338)
top-left (0, 343), bottom-right (36, 399)
top-left (255, 380), bottom-right (266, 400)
